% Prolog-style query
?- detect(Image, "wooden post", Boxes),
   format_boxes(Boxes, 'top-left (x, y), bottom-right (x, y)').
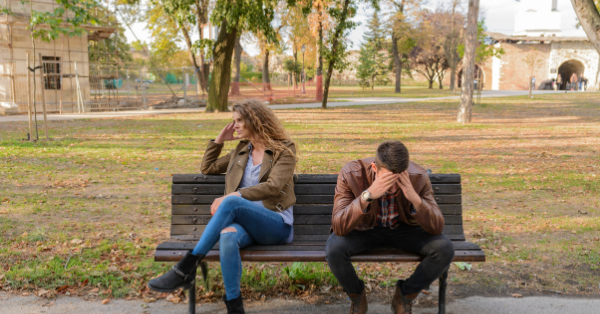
top-left (183, 66), bottom-right (187, 106)
top-left (26, 53), bottom-right (34, 142)
top-left (39, 53), bottom-right (49, 141)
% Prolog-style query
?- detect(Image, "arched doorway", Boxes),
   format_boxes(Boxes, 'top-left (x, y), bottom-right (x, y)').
top-left (557, 60), bottom-right (585, 90)
top-left (458, 65), bottom-right (484, 89)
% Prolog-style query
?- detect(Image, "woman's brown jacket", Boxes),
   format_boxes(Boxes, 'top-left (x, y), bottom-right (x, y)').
top-left (201, 139), bottom-right (296, 212)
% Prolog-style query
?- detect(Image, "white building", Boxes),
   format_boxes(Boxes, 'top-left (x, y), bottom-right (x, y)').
top-left (513, 0), bottom-right (562, 37)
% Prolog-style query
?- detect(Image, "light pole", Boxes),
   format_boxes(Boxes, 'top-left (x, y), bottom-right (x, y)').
top-left (301, 44), bottom-right (306, 94)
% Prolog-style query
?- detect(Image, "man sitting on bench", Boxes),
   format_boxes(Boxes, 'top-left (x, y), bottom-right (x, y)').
top-left (325, 140), bottom-right (454, 314)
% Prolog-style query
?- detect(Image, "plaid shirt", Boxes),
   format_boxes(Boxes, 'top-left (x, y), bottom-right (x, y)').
top-left (376, 193), bottom-right (401, 228)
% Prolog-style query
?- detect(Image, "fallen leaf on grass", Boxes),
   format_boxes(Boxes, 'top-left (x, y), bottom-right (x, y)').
top-left (56, 285), bottom-right (69, 293)
top-left (102, 299), bottom-right (110, 305)
top-left (71, 239), bottom-right (83, 245)
top-left (512, 294), bottom-right (523, 298)
top-left (37, 289), bottom-right (50, 296)
top-left (143, 296), bottom-right (157, 303)
top-left (0, 211), bottom-right (8, 214)
top-left (166, 294), bottom-right (181, 304)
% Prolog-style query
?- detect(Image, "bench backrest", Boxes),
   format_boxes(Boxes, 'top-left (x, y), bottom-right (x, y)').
top-left (170, 173), bottom-right (464, 242)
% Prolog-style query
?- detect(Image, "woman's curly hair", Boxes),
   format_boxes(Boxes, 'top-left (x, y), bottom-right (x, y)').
top-left (232, 100), bottom-right (297, 161)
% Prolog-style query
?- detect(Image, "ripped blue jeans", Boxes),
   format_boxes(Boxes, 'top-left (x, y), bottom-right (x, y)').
top-left (191, 196), bottom-right (291, 300)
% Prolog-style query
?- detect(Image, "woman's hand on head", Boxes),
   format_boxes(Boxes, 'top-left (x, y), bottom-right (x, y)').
top-left (215, 123), bottom-right (240, 144)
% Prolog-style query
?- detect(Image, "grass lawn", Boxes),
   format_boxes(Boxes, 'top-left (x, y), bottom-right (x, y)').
top-left (1, 92), bottom-right (599, 304)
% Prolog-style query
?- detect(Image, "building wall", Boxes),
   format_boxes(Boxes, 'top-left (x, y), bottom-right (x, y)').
top-left (0, 23), bottom-right (91, 113)
top-left (548, 41), bottom-right (599, 89)
top-left (495, 43), bottom-right (552, 90)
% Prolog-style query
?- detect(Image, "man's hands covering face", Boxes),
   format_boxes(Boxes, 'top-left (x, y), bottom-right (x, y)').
top-left (367, 172), bottom-right (400, 199)
top-left (398, 171), bottom-right (421, 207)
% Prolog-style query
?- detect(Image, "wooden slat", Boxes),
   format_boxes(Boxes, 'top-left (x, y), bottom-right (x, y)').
top-left (172, 205), bottom-right (463, 216)
top-left (172, 183), bottom-right (460, 196)
top-left (171, 195), bottom-right (336, 205)
top-left (157, 240), bottom-right (482, 251)
top-left (172, 184), bottom-right (225, 195)
top-left (173, 174), bottom-right (460, 184)
top-left (431, 184), bottom-right (461, 194)
top-left (171, 214), bottom-right (463, 225)
top-left (173, 174), bottom-right (340, 184)
top-left (172, 194), bottom-right (461, 205)
top-left (170, 224), bottom-right (464, 236)
top-left (155, 249), bottom-right (484, 263)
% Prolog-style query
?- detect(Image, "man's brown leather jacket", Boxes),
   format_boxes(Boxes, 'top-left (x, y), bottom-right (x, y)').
top-left (332, 157), bottom-right (445, 236)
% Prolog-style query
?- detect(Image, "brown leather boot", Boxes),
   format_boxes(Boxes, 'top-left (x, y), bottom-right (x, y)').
top-left (347, 288), bottom-right (368, 314)
top-left (391, 280), bottom-right (419, 314)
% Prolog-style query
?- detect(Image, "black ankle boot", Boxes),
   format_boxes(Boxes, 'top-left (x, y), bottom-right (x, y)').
top-left (147, 251), bottom-right (203, 292)
top-left (223, 295), bottom-right (245, 314)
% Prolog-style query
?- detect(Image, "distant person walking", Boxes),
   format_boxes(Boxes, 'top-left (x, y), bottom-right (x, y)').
top-left (579, 76), bottom-right (584, 91)
top-left (583, 77), bottom-right (588, 91)
top-left (570, 73), bottom-right (578, 91)
top-left (556, 74), bottom-right (562, 90)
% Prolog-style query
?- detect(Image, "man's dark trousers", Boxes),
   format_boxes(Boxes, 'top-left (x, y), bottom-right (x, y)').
top-left (325, 224), bottom-right (454, 295)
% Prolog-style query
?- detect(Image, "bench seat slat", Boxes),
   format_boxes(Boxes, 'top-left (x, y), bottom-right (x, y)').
top-left (155, 249), bottom-right (483, 263)
top-left (170, 215), bottom-right (464, 225)
top-left (169, 234), bottom-right (466, 241)
top-left (157, 241), bottom-right (482, 251)
top-left (172, 194), bottom-right (462, 205)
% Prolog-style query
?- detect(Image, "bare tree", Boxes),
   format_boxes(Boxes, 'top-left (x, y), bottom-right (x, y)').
top-left (522, 48), bottom-right (544, 98)
top-left (570, 0), bottom-right (600, 90)
top-left (390, 0), bottom-right (407, 93)
top-left (457, 0), bottom-right (479, 124)
top-left (444, 0), bottom-right (463, 93)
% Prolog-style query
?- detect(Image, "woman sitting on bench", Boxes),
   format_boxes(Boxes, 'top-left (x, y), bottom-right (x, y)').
top-left (148, 100), bottom-right (297, 314)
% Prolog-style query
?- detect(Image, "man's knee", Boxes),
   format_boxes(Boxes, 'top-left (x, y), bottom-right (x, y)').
top-left (425, 237), bottom-right (455, 264)
top-left (325, 234), bottom-right (348, 263)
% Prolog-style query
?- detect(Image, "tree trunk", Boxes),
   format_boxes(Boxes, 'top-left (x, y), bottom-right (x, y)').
top-left (392, 33), bottom-right (402, 93)
top-left (206, 20), bottom-right (237, 112)
top-left (262, 49), bottom-right (271, 91)
top-left (316, 16), bottom-right (324, 101)
top-left (438, 73), bottom-right (444, 89)
top-left (293, 50), bottom-right (297, 89)
top-left (180, 24), bottom-right (204, 99)
top-left (194, 0), bottom-right (208, 93)
top-left (322, 0), bottom-right (351, 109)
top-left (570, 0), bottom-right (600, 90)
top-left (231, 35), bottom-right (242, 95)
top-left (457, 0), bottom-right (479, 124)
top-left (449, 0), bottom-right (458, 92)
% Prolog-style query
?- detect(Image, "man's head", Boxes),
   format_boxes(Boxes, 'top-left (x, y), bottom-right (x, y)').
top-left (373, 140), bottom-right (409, 174)
top-left (372, 141), bottom-right (409, 194)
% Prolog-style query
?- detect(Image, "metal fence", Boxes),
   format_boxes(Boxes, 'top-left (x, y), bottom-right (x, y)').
top-left (0, 60), bottom-right (207, 114)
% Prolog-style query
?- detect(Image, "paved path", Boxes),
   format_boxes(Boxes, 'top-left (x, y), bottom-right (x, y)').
top-left (1, 292), bottom-right (599, 314)
top-left (0, 90), bottom-right (568, 123)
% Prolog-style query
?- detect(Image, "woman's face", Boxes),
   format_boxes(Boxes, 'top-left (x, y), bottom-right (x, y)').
top-left (232, 111), bottom-right (249, 139)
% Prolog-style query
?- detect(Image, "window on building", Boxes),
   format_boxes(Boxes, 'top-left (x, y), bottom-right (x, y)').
top-left (42, 56), bottom-right (61, 90)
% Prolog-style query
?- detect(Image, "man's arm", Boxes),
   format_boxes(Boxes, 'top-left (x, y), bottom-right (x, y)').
top-left (331, 172), bottom-right (371, 237)
top-left (401, 172), bottom-right (445, 235)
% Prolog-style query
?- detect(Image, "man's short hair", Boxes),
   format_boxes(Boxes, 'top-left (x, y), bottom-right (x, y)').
top-left (374, 140), bottom-right (409, 173)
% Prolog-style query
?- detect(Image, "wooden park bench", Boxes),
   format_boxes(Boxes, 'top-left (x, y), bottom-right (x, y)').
top-left (154, 172), bottom-right (485, 314)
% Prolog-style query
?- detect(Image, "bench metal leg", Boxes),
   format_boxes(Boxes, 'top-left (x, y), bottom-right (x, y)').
top-left (188, 278), bottom-right (196, 314)
top-left (438, 268), bottom-right (449, 314)
top-left (200, 261), bottom-right (209, 287)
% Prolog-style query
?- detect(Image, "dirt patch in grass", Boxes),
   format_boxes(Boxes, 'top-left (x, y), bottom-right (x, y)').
top-left (1, 92), bottom-right (599, 303)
